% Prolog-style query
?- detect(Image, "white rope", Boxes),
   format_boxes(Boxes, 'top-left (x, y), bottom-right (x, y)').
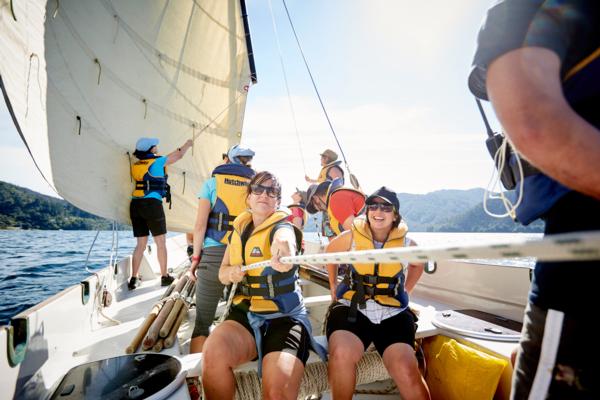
top-left (241, 231), bottom-right (600, 271)
top-left (267, 0), bottom-right (307, 175)
top-left (483, 135), bottom-right (525, 219)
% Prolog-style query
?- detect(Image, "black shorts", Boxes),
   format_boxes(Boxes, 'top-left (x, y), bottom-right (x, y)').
top-left (226, 302), bottom-right (311, 365)
top-left (130, 198), bottom-right (166, 237)
top-left (326, 302), bottom-right (416, 355)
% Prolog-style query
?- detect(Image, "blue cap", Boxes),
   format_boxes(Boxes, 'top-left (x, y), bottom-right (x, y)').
top-left (366, 186), bottom-right (400, 211)
top-left (228, 144), bottom-right (255, 164)
top-left (135, 137), bottom-right (159, 151)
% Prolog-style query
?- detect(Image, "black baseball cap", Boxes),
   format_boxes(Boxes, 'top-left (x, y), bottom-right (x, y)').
top-left (365, 186), bottom-right (400, 211)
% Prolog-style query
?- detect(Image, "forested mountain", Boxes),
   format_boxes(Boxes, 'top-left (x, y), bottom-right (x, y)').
top-left (2, 180), bottom-right (542, 232)
top-left (0, 181), bottom-right (112, 230)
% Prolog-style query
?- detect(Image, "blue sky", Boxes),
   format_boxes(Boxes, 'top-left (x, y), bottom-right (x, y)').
top-left (0, 1), bottom-right (501, 199)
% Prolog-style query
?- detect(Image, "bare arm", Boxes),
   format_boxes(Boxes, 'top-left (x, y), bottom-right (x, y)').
top-left (404, 238), bottom-right (424, 294)
top-left (165, 139), bottom-right (193, 165)
top-left (305, 174), bottom-right (318, 183)
top-left (328, 166), bottom-right (344, 181)
top-left (270, 227), bottom-right (298, 272)
top-left (487, 47), bottom-right (600, 200)
top-left (340, 215), bottom-right (355, 232)
top-left (187, 198), bottom-right (211, 281)
top-left (325, 231), bottom-right (352, 301)
top-left (291, 216), bottom-right (304, 229)
top-left (218, 247), bottom-right (245, 285)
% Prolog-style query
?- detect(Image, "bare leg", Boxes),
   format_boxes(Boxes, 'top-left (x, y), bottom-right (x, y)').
top-left (383, 343), bottom-right (430, 400)
top-left (262, 352), bottom-right (305, 400)
top-left (190, 335), bottom-right (207, 353)
top-left (328, 330), bottom-right (364, 400)
top-left (131, 236), bottom-right (148, 278)
top-left (186, 232), bottom-right (194, 246)
top-left (153, 234), bottom-right (168, 276)
top-left (202, 321), bottom-right (257, 400)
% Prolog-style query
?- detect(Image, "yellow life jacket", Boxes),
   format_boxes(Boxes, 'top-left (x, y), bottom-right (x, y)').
top-left (338, 216), bottom-right (409, 309)
top-left (317, 160), bottom-right (344, 183)
top-left (229, 210), bottom-right (303, 314)
top-left (326, 186), bottom-right (366, 236)
top-left (131, 157), bottom-right (168, 198)
top-left (286, 203), bottom-right (307, 228)
top-left (206, 164), bottom-right (254, 244)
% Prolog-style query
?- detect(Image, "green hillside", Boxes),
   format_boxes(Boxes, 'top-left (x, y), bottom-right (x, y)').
top-left (0, 181), bottom-right (112, 230)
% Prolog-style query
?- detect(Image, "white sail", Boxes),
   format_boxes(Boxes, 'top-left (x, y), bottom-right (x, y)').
top-left (0, 0), bottom-right (255, 231)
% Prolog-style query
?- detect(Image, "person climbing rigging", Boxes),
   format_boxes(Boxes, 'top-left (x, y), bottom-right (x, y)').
top-left (305, 149), bottom-right (344, 185)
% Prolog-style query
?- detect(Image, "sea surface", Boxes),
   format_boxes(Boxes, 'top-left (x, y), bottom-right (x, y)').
top-left (0, 230), bottom-right (136, 326)
top-left (0, 230), bottom-right (540, 326)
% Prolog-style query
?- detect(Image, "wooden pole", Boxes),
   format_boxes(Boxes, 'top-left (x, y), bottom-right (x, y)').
top-left (125, 302), bottom-right (162, 354)
top-left (164, 305), bottom-right (188, 349)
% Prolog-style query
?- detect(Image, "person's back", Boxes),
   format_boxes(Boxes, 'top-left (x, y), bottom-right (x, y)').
top-left (469, 2), bottom-right (600, 398)
top-left (187, 144), bottom-right (255, 353)
top-left (128, 137), bottom-right (192, 289)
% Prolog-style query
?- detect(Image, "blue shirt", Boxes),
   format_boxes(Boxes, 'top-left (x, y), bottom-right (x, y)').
top-left (197, 177), bottom-right (224, 249)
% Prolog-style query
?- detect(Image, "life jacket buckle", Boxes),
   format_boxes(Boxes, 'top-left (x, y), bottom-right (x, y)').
top-left (218, 213), bottom-right (224, 231)
top-left (267, 275), bottom-right (275, 298)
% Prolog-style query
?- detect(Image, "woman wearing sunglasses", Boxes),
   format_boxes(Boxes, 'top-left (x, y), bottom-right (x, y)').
top-left (201, 171), bottom-right (325, 400)
top-left (325, 186), bottom-right (430, 400)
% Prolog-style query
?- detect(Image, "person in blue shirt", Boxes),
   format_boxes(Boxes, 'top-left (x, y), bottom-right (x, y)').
top-left (129, 137), bottom-right (192, 289)
top-left (469, 1), bottom-right (600, 398)
top-left (187, 144), bottom-right (255, 353)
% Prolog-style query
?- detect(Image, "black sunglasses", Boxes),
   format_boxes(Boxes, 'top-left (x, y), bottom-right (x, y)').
top-left (250, 183), bottom-right (280, 198)
top-left (367, 203), bottom-right (394, 213)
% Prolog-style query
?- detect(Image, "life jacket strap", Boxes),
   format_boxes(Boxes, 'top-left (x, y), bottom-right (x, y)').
top-left (208, 212), bottom-right (236, 231)
top-left (347, 273), bottom-right (399, 323)
top-left (135, 180), bottom-right (166, 191)
top-left (239, 282), bottom-right (296, 298)
top-left (242, 268), bottom-right (295, 285)
top-left (241, 268), bottom-right (297, 298)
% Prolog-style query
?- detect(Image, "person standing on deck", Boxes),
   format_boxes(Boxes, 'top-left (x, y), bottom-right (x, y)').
top-left (201, 171), bottom-right (326, 400)
top-left (306, 179), bottom-right (365, 237)
top-left (305, 148), bottom-right (344, 184)
top-left (469, 1), bottom-right (600, 398)
top-left (129, 137), bottom-right (192, 289)
top-left (286, 188), bottom-right (308, 230)
top-left (325, 187), bottom-right (430, 400)
top-left (187, 144), bottom-right (255, 353)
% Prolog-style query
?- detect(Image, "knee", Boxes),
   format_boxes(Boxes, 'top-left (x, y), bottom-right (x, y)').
top-left (202, 336), bottom-right (233, 369)
top-left (263, 386), bottom-right (290, 400)
top-left (390, 357), bottom-right (421, 384)
top-left (329, 342), bottom-right (362, 366)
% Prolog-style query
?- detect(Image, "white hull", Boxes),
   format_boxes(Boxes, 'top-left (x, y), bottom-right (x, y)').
top-left (1, 234), bottom-right (529, 399)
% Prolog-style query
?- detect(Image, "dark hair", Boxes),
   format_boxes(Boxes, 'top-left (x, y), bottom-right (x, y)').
top-left (366, 207), bottom-right (402, 229)
top-left (133, 149), bottom-right (155, 160)
top-left (246, 171), bottom-right (282, 203)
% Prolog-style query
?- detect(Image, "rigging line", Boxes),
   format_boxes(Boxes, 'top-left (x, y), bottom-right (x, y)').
top-left (268, 0), bottom-right (306, 175)
top-left (281, 0), bottom-right (349, 165)
top-left (55, 10), bottom-right (227, 135)
top-left (25, 53), bottom-right (44, 118)
top-left (240, 230), bottom-right (600, 271)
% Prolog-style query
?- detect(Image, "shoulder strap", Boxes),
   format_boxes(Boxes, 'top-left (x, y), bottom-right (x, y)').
top-left (239, 222), bottom-right (254, 266)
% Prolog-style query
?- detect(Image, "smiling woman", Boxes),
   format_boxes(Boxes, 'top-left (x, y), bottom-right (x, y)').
top-left (324, 185), bottom-right (430, 399)
top-left (201, 170), bottom-right (326, 399)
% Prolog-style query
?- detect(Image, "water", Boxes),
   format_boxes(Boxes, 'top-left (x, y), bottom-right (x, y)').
top-left (0, 230), bottom-right (136, 326)
top-left (0, 230), bottom-right (540, 326)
